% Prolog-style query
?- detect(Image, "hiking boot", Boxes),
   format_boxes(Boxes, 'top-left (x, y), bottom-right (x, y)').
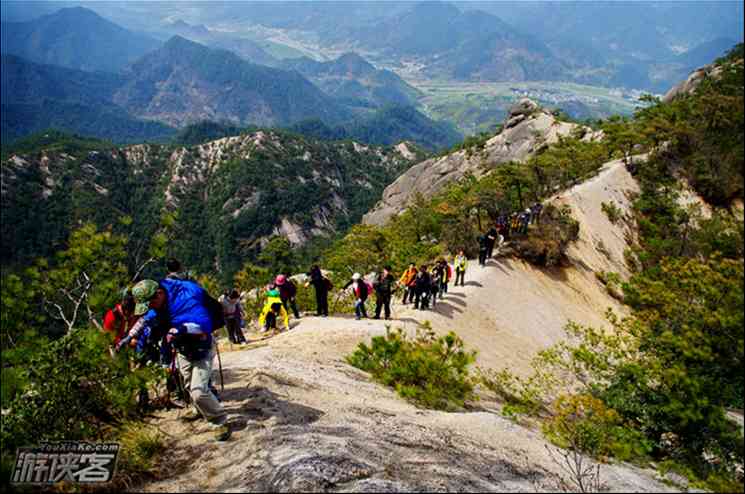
top-left (180, 410), bottom-right (203, 422)
top-left (213, 424), bottom-right (231, 442)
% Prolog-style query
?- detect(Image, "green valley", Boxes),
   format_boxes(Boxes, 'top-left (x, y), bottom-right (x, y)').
top-left (410, 79), bottom-right (645, 135)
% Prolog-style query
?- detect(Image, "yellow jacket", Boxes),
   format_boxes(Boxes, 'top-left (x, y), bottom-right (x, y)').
top-left (399, 267), bottom-right (418, 287)
top-left (258, 295), bottom-right (289, 330)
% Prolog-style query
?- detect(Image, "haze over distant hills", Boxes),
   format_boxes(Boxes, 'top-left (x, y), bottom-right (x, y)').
top-left (113, 35), bottom-right (352, 128)
top-left (1, 54), bottom-right (175, 144)
top-left (281, 53), bottom-right (421, 110)
top-left (0, 7), bottom-right (460, 149)
top-left (1, 0), bottom-right (742, 146)
top-left (0, 6), bottom-right (161, 73)
top-left (2, 1), bottom-right (741, 92)
top-left (157, 19), bottom-right (279, 67)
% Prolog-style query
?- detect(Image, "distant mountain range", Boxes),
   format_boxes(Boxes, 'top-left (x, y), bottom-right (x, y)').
top-left (2, 20), bottom-right (457, 150)
top-left (158, 19), bottom-right (278, 67)
top-left (0, 6), bottom-right (161, 73)
top-left (349, 2), bottom-right (565, 82)
top-left (2, 1), bottom-right (741, 93)
top-left (281, 53), bottom-right (421, 110)
top-left (112, 35), bottom-right (352, 128)
top-left (290, 105), bottom-right (462, 152)
top-left (1, 54), bottom-right (175, 144)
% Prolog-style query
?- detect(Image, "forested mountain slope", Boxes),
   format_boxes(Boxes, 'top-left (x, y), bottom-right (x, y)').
top-left (1, 130), bottom-right (417, 279)
top-left (113, 36), bottom-right (353, 128)
top-left (281, 52), bottom-right (421, 110)
top-left (0, 55), bottom-right (176, 144)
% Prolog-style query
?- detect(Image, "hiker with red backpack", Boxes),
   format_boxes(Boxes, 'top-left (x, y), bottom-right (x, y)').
top-left (344, 273), bottom-right (371, 320)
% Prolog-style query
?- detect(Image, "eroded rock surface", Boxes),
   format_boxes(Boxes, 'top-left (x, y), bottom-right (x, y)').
top-left (363, 99), bottom-right (597, 226)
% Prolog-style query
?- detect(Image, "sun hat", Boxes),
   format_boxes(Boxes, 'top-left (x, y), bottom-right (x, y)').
top-left (132, 279), bottom-right (158, 316)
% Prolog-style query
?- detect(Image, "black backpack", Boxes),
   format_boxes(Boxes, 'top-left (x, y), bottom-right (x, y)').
top-left (204, 293), bottom-right (226, 331)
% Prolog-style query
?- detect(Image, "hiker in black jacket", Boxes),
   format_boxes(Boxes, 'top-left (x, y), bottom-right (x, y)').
top-left (430, 263), bottom-right (444, 308)
top-left (486, 226), bottom-right (498, 259)
top-left (478, 233), bottom-right (489, 266)
top-left (373, 266), bottom-right (396, 320)
top-left (304, 265), bottom-right (329, 317)
top-left (414, 266), bottom-right (432, 310)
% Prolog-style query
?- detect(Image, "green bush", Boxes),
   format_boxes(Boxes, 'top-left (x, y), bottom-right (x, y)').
top-left (346, 326), bottom-right (477, 411)
top-left (1, 329), bottom-right (160, 486)
top-left (512, 204), bottom-right (580, 267)
top-left (543, 394), bottom-right (652, 462)
top-left (601, 201), bottom-right (623, 224)
top-left (117, 422), bottom-right (166, 479)
top-left (478, 368), bottom-right (548, 417)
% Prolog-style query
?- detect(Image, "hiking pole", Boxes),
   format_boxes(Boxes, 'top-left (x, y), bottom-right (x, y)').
top-left (215, 340), bottom-right (225, 392)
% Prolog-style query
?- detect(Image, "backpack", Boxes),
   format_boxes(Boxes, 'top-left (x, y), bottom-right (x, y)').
top-left (365, 281), bottom-right (374, 295)
top-left (324, 277), bottom-right (334, 291)
top-left (204, 293), bottom-right (225, 331)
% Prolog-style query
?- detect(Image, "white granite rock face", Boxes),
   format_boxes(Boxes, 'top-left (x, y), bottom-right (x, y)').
top-left (363, 100), bottom-right (587, 226)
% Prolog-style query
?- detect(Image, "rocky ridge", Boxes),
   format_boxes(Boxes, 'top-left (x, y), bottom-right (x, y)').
top-left (0, 131), bottom-right (417, 272)
top-left (363, 99), bottom-right (601, 226)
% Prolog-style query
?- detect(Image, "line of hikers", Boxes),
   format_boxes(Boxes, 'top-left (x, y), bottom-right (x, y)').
top-left (101, 242), bottom-right (487, 441)
top-left (477, 202), bottom-right (543, 265)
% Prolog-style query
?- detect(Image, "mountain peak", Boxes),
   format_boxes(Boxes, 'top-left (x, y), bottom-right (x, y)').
top-left (412, 1), bottom-right (461, 18)
top-left (1, 5), bottom-right (161, 73)
top-left (163, 35), bottom-right (203, 49)
top-left (53, 6), bottom-right (104, 20)
top-left (332, 52), bottom-right (376, 75)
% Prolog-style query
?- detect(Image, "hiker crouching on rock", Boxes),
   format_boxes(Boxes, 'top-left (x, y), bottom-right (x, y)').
top-left (343, 273), bottom-right (370, 320)
top-left (259, 294), bottom-right (289, 334)
top-left (119, 278), bottom-right (231, 441)
top-left (373, 266), bottom-right (395, 320)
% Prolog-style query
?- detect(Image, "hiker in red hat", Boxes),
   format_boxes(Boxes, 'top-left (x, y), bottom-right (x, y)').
top-left (275, 273), bottom-right (300, 319)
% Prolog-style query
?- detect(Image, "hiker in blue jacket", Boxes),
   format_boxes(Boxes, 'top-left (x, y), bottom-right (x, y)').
top-left (118, 278), bottom-right (231, 441)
